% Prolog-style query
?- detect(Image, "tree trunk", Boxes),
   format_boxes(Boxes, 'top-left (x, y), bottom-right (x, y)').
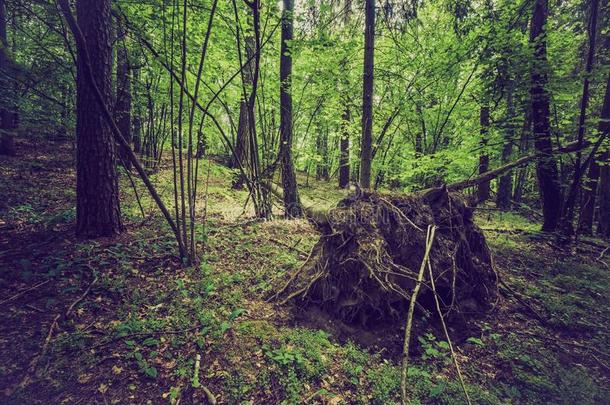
top-left (279, 0), bottom-right (302, 218)
top-left (529, 0), bottom-right (562, 232)
top-left (338, 0), bottom-right (352, 190)
top-left (75, 0), bottom-right (123, 237)
top-left (316, 123), bottom-right (330, 181)
top-left (478, 105), bottom-right (491, 202)
top-left (0, 0), bottom-right (15, 156)
top-left (599, 152), bottom-right (610, 238)
top-left (559, 0), bottom-right (599, 238)
top-left (115, 18), bottom-right (132, 170)
top-left (580, 73), bottom-right (610, 233)
top-left (579, 158), bottom-right (599, 235)
top-left (497, 80), bottom-right (515, 210)
top-left (133, 68), bottom-right (142, 154)
top-left (513, 107), bottom-right (532, 203)
top-left (231, 35), bottom-right (254, 189)
top-left (359, 0), bottom-right (375, 189)
top-left (339, 106), bottom-right (350, 188)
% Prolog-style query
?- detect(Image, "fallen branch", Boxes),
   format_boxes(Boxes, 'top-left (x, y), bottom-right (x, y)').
top-left (401, 225), bottom-right (436, 405)
top-left (0, 279), bottom-right (50, 306)
top-left (419, 140), bottom-right (586, 195)
top-left (12, 270), bottom-right (97, 393)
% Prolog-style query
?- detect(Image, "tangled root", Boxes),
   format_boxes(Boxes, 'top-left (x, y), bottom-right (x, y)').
top-left (274, 187), bottom-right (498, 326)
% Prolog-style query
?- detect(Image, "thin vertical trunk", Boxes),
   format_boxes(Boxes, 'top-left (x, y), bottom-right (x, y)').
top-left (579, 158), bottom-right (599, 234)
top-left (231, 34), bottom-right (253, 188)
top-left (359, 0), bottom-right (375, 189)
top-left (513, 107), bottom-right (532, 203)
top-left (338, 0), bottom-right (352, 189)
top-left (478, 105), bottom-right (491, 202)
top-left (279, 0), bottom-right (302, 217)
top-left (133, 67), bottom-right (142, 154)
top-left (598, 152), bottom-right (610, 237)
top-left (497, 80), bottom-right (515, 210)
top-left (115, 18), bottom-right (132, 170)
top-left (339, 107), bottom-right (351, 188)
top-left (560, 0), bottom-right (599, 237)
top-left (0, 0), bottom-right (15, 155)
top-left (530, 0), bottom-right (562, 231)
top-left (75, 0), bottom-right (123, 237)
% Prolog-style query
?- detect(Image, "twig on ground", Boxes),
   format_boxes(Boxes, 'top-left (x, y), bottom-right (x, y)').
top-left (498, 278), bottom-right (547, 323)
top-left (11, 267), bottom-right (98, 394)
top-left (268, 237), bottom-right (307, 255)
top-left (0, 279), bottom-right (50, 306)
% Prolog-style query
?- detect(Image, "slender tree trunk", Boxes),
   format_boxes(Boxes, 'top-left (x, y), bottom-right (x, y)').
top-left (579, 76), bottom-right (610, 234)
top-left (478, 105), bottom-right (491, 202)
top-left (115, 18), bottom-right (132, 170)
top-left (599, 152), bottom-right (610, 237)
top-left (559, 0), bottom-right (599, 237)
top-left (316, 122), bottom-right (330, 181)
top-left (338, 0), bottom-right (352, 189)
top-left (339, 106), bottom-right (350, 188)
top-left (497, 80), bottom-right (515, 210)
top-left (579, 158), bottom-right (599, 234)
top-left (513, 107), bottom-right (532, 203)
top-left (75, 0), bottom-right (123, 237)
top-left (279, 0), bottom-right (302, 217)
top-left (133, 67), bottom-right (142, 154)
top-left (0, 0), bottom-right (15, 156)
top-left (231, 35), bottom-right (253, 188)
top-left (530, 0), bottom-right (562, 231)
top-left (359, 0), bottom-right (375, 189)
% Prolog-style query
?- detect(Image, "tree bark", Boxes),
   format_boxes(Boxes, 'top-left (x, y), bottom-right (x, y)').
top-left (115, 18), bottom-right (132, 170)
top-left (529, 0), bottom-right (562, 231)
top-left (478, 105), bottom-right (491, 202)
top-left (75, 0), bottom-right (123, 237)
top-left (279, 0), bottom-right (302, 217)
top-left (359, 0), bottom-right (375, 189)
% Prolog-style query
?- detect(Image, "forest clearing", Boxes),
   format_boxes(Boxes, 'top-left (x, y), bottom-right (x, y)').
top-left (1, 0), bottom-right (610, 403)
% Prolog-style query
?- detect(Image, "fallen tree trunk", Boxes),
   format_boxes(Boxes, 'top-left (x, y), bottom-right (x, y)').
top-left (427, 140), bottom-right (585, 195)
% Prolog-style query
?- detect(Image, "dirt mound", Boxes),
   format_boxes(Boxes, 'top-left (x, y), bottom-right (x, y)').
top-left (274, 187), bottom-right (498, 326)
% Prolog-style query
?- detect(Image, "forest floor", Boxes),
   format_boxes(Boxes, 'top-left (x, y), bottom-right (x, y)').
top-left (1, 139), bottom-right (609, 404)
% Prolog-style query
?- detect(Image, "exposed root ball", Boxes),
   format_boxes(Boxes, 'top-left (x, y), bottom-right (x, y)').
top-left (275, 187), bottom-right (498, 326)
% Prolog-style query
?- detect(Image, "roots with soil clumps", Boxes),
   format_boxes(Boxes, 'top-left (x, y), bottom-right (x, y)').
top-left (274, 187), bottom-right (498, 326)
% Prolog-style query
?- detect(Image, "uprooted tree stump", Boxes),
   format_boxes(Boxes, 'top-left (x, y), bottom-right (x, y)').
top-left (274, 186), bottom-right (498, 326)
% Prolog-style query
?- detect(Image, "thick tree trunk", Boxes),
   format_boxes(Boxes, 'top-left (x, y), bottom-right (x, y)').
top-left (530, 0), bottom-right (562, 232)
top-left (478, 105), bottom-right (491, 202)
top-left (0, 0), bottom-right (15, 156)
top-left (75, 0), bottom-right (123, 237)
top-left (279, 0), bottom-right (302, 218)
top-left (115, 19), bottom-right (132, 170)
top-left (497, 81), bottom-right (515, 210)
top-left (359, 0), bottom-right (375, 189)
